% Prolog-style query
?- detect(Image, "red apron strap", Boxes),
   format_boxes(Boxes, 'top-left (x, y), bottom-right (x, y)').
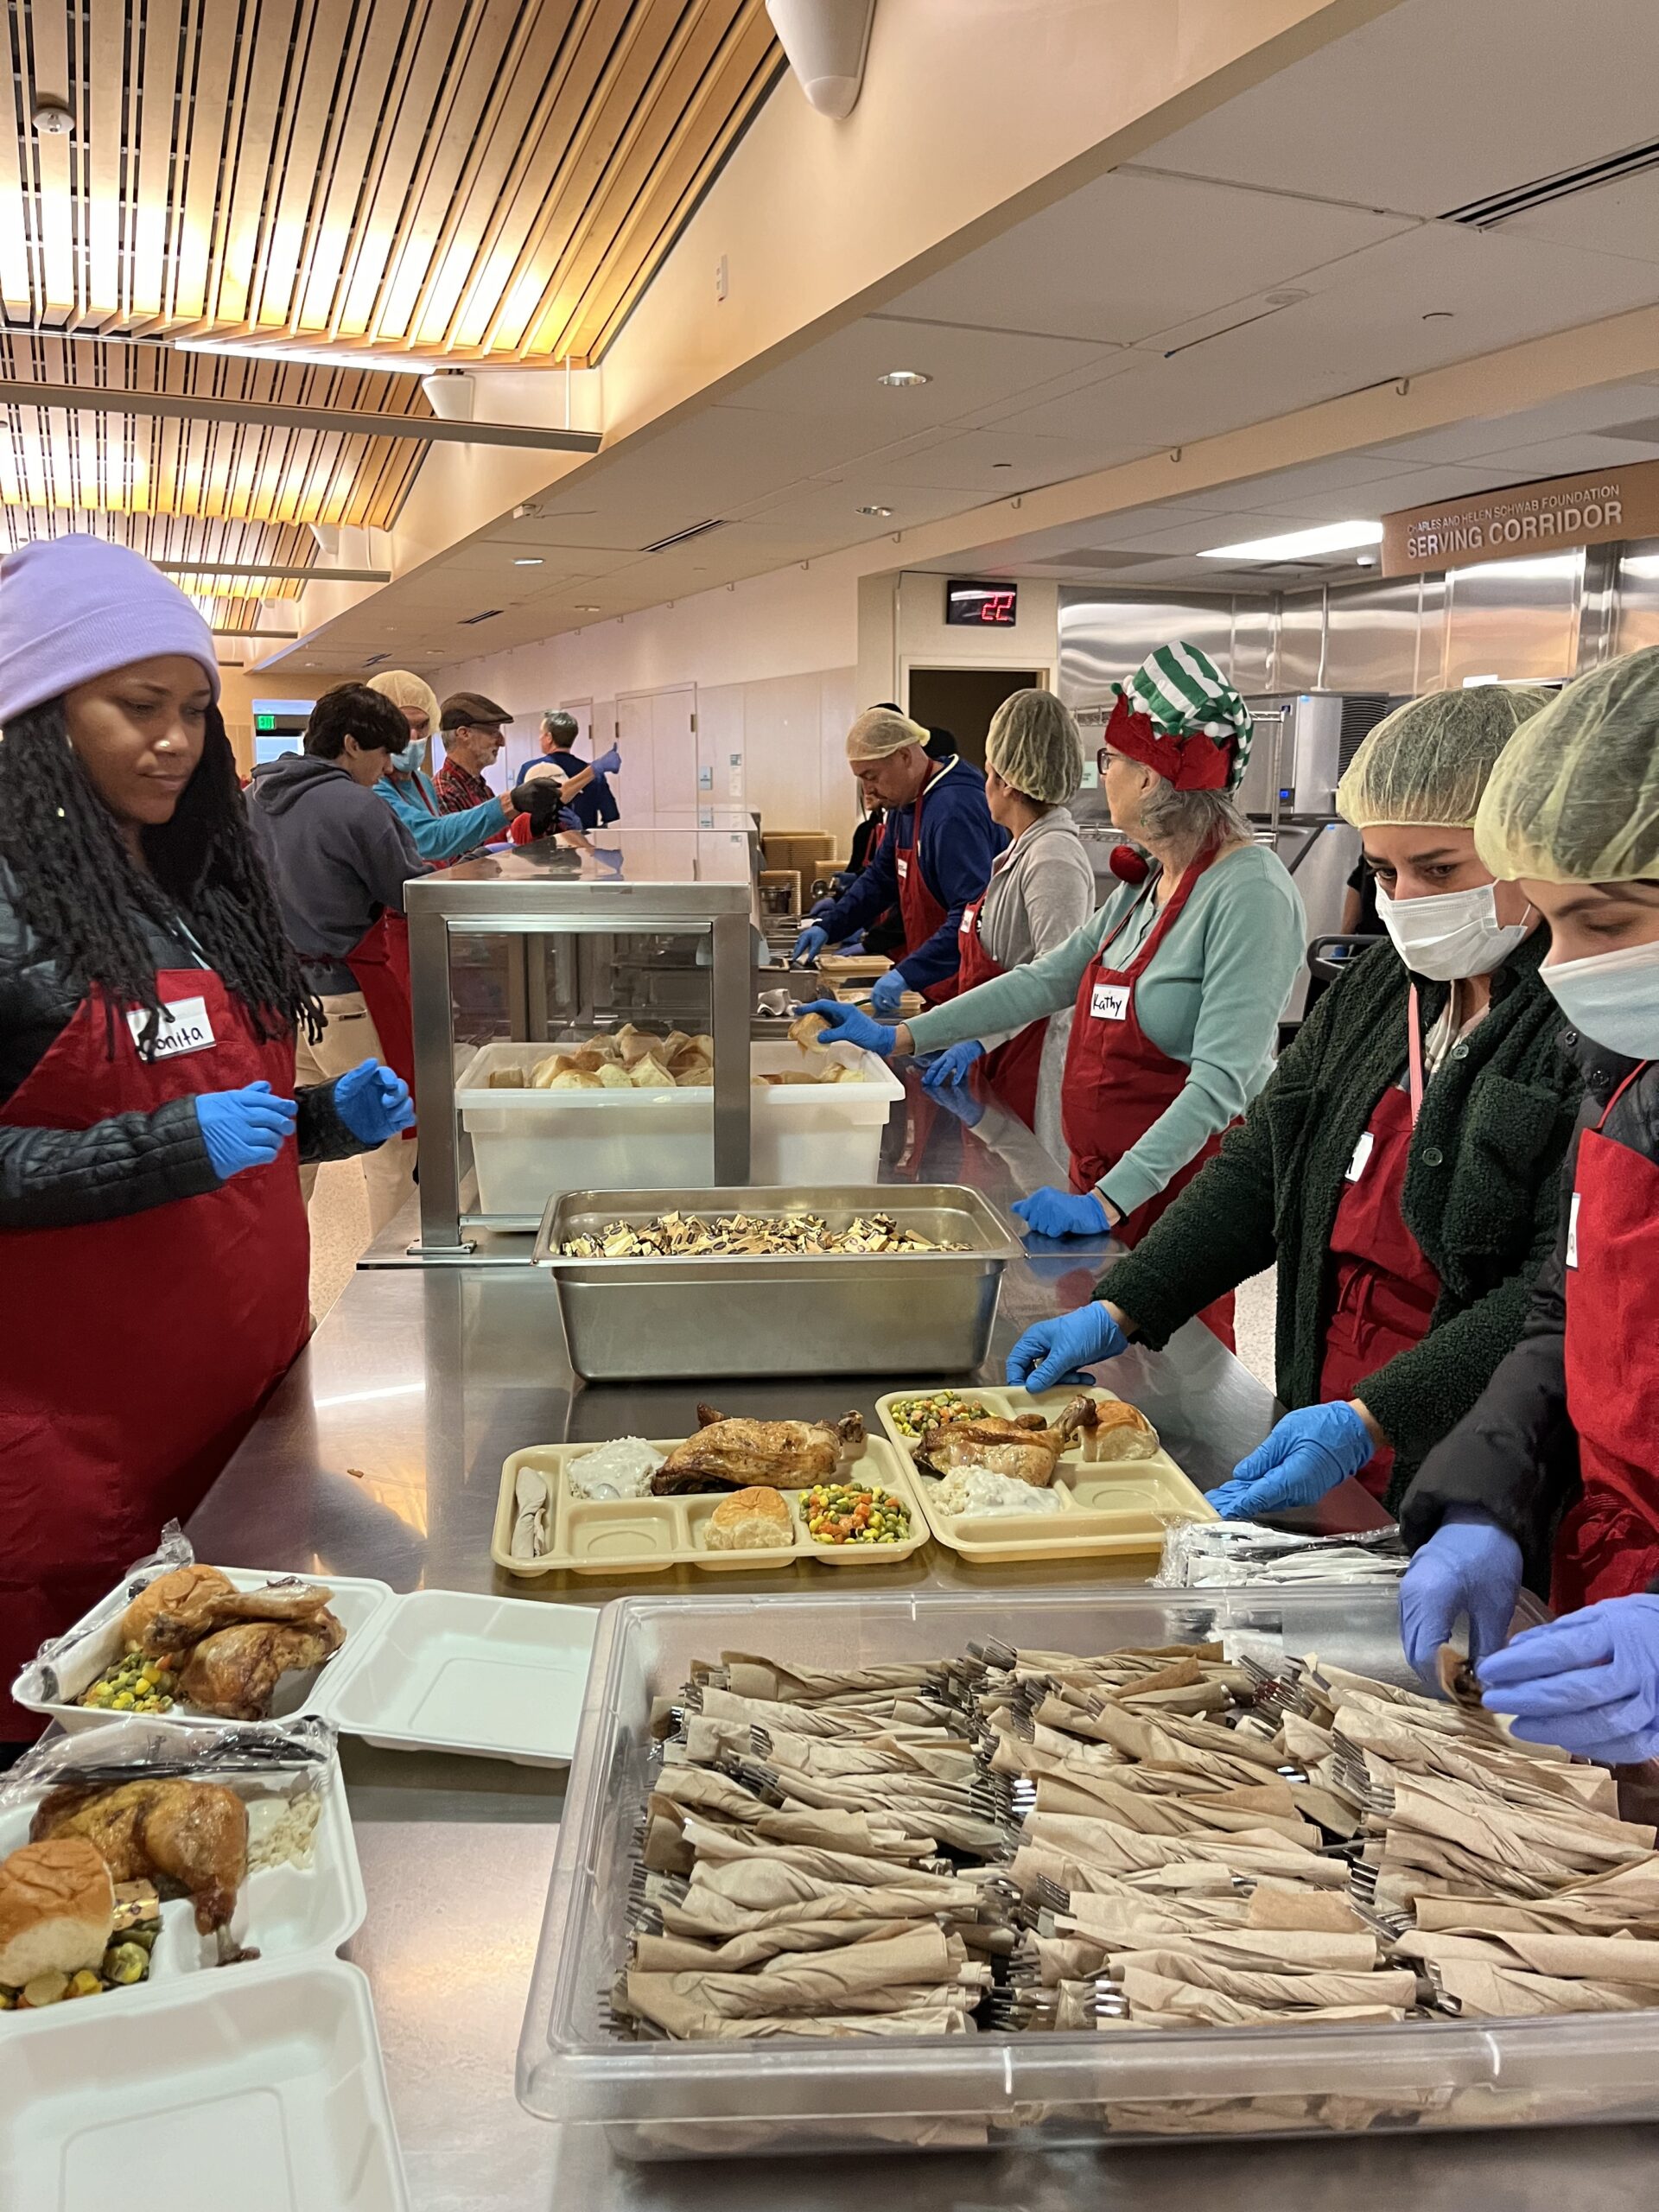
top-left (341, 912), bottom-right (418, 1124)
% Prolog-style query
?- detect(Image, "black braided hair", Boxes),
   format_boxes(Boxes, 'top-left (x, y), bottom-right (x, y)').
top-left (0, 695), bottom-right (322, 1050)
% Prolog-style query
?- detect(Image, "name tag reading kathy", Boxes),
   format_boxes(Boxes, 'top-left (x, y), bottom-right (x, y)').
top-left (1566, 1190), bottom-right (1581, 1270)
top-left (1344, 1131), bottom-right (1375, 1184)
top-left (1090, 982), bottom-right (1131, 1021)
top-left (127, 995), bottom-right (216, 1062)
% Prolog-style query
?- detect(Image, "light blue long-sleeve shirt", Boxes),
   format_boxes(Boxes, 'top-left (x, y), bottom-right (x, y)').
top-left (907, 842), bottom-right (1305, 1216)
top-left (376, 767), bottom-right (503, 865)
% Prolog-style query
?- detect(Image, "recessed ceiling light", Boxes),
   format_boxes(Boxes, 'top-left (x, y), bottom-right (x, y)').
top-left (575, 604), bottom-right (601, 613)
top-left (857, 504), bottom-right (893, 518)
top-left (513, 556), bottom-right (543, 566)
top-left (877, 370), bottom-right (931, 389)
top-left (1355, 556), bottom-right (1377, 568)
top-left (1199, 519), bottom-right (1383, 562)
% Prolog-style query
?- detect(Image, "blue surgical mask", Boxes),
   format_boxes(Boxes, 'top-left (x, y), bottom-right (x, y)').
top-left (1542, 938), bottom-right (1659, 1059)
top-left (390, 741), bottom-right (424, 774)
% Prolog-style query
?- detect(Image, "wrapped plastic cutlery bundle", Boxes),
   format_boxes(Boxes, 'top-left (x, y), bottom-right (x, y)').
top-left (603, 1635), bottom-right (1659, 2056)
top-left (1154, 1522), bottom-right (1410, 1588)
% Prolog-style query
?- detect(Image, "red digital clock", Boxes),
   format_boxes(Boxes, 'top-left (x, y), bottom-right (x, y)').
top-left (945, 579), bottom-right (1018, 627)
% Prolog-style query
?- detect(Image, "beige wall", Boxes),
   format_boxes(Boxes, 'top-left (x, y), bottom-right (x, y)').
top-left (216, 666), bottom-right (340, 776)
top-left (856, 572), bottom-right (1060, 711)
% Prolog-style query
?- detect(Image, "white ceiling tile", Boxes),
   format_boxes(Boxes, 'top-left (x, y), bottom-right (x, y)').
top-left (1504, 168), bottom-right (1659, 266)
top-left (1444, 432), bottom-right (1659, 477)
top-left (880, 168), bottom-right (1414, 345)
top-left (1144, 0), bottom-right (1659, 219)
top-left (723, 317), bottom-right (1117, 423)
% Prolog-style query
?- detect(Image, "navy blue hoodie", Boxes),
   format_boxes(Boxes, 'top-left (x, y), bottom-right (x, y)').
top-left (819, 757), bottom-right (1007, 990)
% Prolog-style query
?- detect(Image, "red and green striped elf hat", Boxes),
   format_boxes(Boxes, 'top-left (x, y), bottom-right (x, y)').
top-left (1103, 640), bottom-right (1254, 794)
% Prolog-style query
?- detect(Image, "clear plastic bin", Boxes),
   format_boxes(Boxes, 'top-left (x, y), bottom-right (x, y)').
top-left (517, 1587), bottom-right (1659, 2160)
top-left (455, 1041), bottom-right (904, 1217)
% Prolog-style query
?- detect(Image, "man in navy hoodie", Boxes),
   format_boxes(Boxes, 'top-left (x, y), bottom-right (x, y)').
top-left (793, 708), bottom-right (1007, 1007)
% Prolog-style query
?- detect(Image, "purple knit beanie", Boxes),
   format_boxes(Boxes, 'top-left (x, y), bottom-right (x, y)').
top-left (0, 535), bottom-right (220, 725)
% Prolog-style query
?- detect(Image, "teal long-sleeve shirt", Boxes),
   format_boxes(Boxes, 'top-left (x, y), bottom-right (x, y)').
top-left (906, 842), bottom-right (1306, 1216)
top-left (376, 768), bottom-right (504, 865)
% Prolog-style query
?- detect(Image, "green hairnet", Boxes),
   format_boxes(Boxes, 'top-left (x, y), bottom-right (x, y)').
top-left (1475, 646), bottom-right (1659, 883)
top-left (1336, 683), bottom-right (1553, 831)
top-left (986, 689), bottom-right (1084, 805)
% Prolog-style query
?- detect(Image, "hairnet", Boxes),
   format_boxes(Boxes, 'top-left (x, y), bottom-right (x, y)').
top-left (367, 668), bottom-right (440, 731)
top-left (986, 689), bottom-right (1084, 805)
top-left (1336, 683), bottom-right (1552, 831)
top-left (846, 707), bottom-right (928, 762)
top-left (1474, 647), bottom-right (1659, 883)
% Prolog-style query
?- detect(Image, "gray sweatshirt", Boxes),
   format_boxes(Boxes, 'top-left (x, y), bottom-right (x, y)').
top-left (248, 754), bottom-right (427, 994)
top-left (970, 807), bottom-right (1097, 1054)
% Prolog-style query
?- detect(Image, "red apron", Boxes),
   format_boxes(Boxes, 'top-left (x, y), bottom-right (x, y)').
top-left (1317, 1042), bottom-right (1441, 1499)
top-left (894, 766), bottom-right (958, 1007)
top-left (1061, 846), bottom-right (1236, 1347)
top-left (341, 912), bottom-right (416, 1138)
top-left (0, 970), bottom-right (309, 1736)
top-left (1553, 1065), bottom-right (1659, 1611)
top-left (955, 884), bottom-right (1045, 1128)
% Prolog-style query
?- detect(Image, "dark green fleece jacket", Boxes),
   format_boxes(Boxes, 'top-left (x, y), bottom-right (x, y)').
top-left (1100, 932), bottom-right (1582, 1504)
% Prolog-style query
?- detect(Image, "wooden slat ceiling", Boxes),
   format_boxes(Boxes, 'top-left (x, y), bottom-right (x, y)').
top-left (0, 337), bottom-right (430, 630)
top-left (8, 0), bottom-right (782, 368)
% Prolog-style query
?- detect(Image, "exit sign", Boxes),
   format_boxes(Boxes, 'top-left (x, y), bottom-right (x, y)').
top-left (255, 713), bottom-right (276, 731)
top-left (945, 579), bottom-right (1018, 626)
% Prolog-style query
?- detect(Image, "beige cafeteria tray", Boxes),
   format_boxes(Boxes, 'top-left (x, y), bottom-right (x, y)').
top-left (814, 951), bottom-right (892, 980)
top-left (493, 1432), bottom-right (930, 1579)
top-left (875, 1383), bottom-right (1217, 1563)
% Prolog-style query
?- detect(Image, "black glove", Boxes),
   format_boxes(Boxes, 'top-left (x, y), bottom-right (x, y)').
top-left (512, 781), bottom-right (564, 836)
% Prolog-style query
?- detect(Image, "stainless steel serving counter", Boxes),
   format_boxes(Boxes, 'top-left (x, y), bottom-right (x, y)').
top-left (188, 1079), bottom-right (1652, 2208)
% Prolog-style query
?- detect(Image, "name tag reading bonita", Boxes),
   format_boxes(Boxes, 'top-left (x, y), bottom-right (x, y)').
top-left (127, 995), bottom-right (216, 1062)
top-left (1090, 982), bottom-right (1131, 1021)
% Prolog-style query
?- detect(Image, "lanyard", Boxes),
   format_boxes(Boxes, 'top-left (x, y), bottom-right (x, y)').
top-left (1407, 982), bottom-right (1426, 1128)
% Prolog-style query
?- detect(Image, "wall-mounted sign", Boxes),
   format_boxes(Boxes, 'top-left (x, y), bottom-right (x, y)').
top-left (945, 578), bottom-right (1019, 626)
top-left (1382, 460), bottom-right (1659, 576)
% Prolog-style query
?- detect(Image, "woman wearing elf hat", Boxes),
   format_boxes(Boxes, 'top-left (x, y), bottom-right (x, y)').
top-left (1399, 646), bottom-right (1659, 1752)
top-left (807, 643), bottom-right (1304, 1345)
top-left (1006, 682), bottom-right (1584, 1520)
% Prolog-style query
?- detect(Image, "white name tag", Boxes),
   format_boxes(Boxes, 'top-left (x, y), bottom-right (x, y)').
top-left (127, 995), bottom-right (216, 1062)
top-left (1344, 1131), bottom-right (1375, 1184)
top-left (896, 855), bottom-right (909, 880)
top-left (1567, 1190), bottom-right (1581, 1270)
top-left (1090, 982), bottom-right (1131, 1021)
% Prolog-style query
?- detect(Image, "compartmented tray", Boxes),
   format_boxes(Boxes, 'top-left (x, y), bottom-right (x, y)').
top-left (11, 1567), bottom-right (395, 1738)
top-left (0, 1960), bottom-right (409, 2211)
top-left (493, 1433), bottom-right (930, 1579)
top-left (0, 1754), bottom-right (364, 2026)
top-left (875, 1383), bottom-right (1217, 1563)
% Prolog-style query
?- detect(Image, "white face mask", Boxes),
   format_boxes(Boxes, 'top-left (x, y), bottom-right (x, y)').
top-left (1542, 938), bottom-right (1659, 1059)
top-left (1375, 881), bottom-right (1531, 982)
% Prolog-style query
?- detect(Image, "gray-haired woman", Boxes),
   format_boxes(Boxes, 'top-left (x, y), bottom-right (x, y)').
top-left (806, 645), bottom-right (1304, 1348)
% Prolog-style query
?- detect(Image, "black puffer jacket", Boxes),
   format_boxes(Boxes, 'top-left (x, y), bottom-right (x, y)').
top-left (1399, 1031), bottom-right (1659, 1588)
top-left (0, 860), bottom-right (364, 1231)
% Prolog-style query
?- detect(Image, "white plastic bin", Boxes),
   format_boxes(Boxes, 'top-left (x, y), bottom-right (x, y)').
top-left (455, 1039), bottom-right (904, 1217)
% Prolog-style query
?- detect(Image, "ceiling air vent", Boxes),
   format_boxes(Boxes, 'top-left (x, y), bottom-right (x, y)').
top-left (459, 607), bottom-right (503, 625)
top-left (639, 518), bottom-right (726, 556)
top-left (1444, 135), bottom-right (1659, 227)
top-left (1033, 549), bottom-right (1153, 570)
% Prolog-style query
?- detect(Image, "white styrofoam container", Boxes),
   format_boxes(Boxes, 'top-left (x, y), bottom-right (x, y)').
top-left (455, 1039), bottom-right (904, 1217)
top-left (312, 1590), bottom-right (598, 1767)
top-left (0, 1960), bottom-right (409, 2212)
top-left (11, 1568), bottom-right (394, 1738)
top-left (0, 1756), bottom-right (365, 2024)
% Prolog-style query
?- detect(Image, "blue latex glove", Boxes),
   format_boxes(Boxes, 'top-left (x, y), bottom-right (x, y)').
top-left (1400, 1509), bottom-right (1524, 1688)
top-left (921, 1039), bottom-right (985, 1093)
top-left (1206, 1401), bottom-right (1376, 1521)
top-left (1479, 1597), bottom-right (1659, 1764)
top-left (558, 806), bottom-right (582, 832)
top-left (809, 896), bottom-right (837, 919)
top-left (593, 744), bottom-right (621, 776)
top-left (195, 1080), bottom-right (298, 1179)
top-left (1007, 1302), bottom-right (1128, 1390)
top-left (793, 1000), bottom-right (896, 1057)
top-left (334, 1058), bottom-right (416, 1144)
top-left (791, 925), bottom-right (829, 965)
top-left (1011, 1186), bottom-right (1110, 1239)
top-left (868, 968), bottom-right (909, 1016)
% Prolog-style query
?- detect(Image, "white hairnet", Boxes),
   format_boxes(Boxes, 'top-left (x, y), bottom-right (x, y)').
top-left (1475, 646), bottom-right (1659, 883)
top-left (846, 707), bottom-right (928, 763)
top-left (986, 689), bottom-right (1084, 805)
top-left (367, 669), bottom-right (440, 731)
top-left (1336, 683), bottom-right (1552, 831)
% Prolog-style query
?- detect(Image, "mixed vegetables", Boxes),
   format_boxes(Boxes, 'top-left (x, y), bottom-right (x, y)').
top-left (804, 1482), bottom-right (912, 1545)
top-left (0, 1884), bottom-right (161, 2011)
top-left (79, 1649), bottom-right (178, 1713)
top-left (885, 1390), bottom-right (987, 1442)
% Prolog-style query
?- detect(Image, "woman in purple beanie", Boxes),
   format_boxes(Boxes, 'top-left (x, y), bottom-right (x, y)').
top-left (0, 536), bottom-right (412, 1741)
